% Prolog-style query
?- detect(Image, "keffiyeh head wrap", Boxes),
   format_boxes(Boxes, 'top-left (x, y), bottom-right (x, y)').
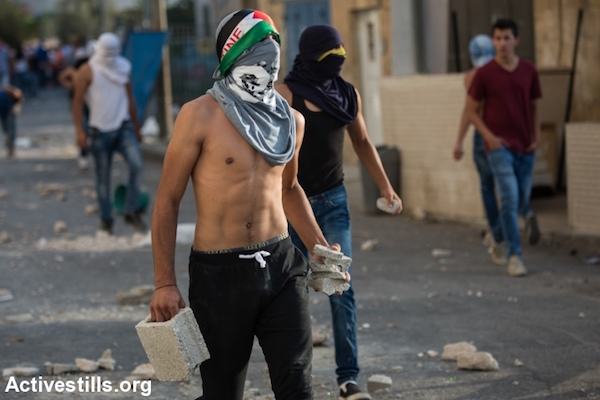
top-left (90, 32), bottom-right (130, 85)
top-left (284, 25), bottom-right (358, 125)
top-left (208, 9), bottom-right (295, 166)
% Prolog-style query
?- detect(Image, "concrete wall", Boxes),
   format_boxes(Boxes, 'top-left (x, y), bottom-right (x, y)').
top-left (380, 74), bottom-right (486, 223)
top-left (534, 0), bottom-right (600, 122)
top-left (566, 123), bottom-right (600, 235)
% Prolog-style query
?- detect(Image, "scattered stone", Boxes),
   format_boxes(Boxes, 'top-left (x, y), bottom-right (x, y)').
top-left (0, 288), bottom-right (14, 302)
top-left (441, 342), bottom-right (477, 361)
top-left (75, 358), bottom-right (99, 373)
top-left (417, 352), bottom-right (424, 358)
top-left (514, 359), bottom-right (523, 367)
top-left (312, 329), bottom-right (328, 347)
top-left (53, 220), bottom-right (68, 234)
top-left (3, 367), bottom-right (40, 378)
top-left (56, 192), bottom-right (67, 202)
top-left (0, 189), bottom-right (9, 200)
top-left (362, 323), bottom-right (371, 329)
top-left (391, 366), bottom-right (404, 373)
top-left (476, 291), bottom-right (483, 298)
top-left (98, 349), bottom-right (116, 371)
top-left (135, 308), bottom-right (210, 381)
top-left (36, 183), bottom-right (70, 198)
top-left (513, 381), bottom-right (519, 386)
top-left (84, 204), bottom-right (99, 215)
top-left (578, 312), bottom-right (585, 319)
top-left (412, 207), bottom-right (427, 220)
top-left (457, 351), bottom-right (499, 371)
top-left (427, 350), bottom-right (439, 358)
top-left (432, 248), bottom-right (452, 258)
top-left (360, 239), bottom-right (378, 252)
top-left (5, 313), bottom-right (34, 324)
top-left (0, 231), bottom-right (12, 244)
top-left (129, 363), bottom-right (157, 380)
top-left (116, 285), bottom-right (154, 305)
top-left (44, 362), bottom-right (79, 375)
top-left (9, 336), bottom-right (23, 342)
top-left (367, 374), bottom-right (393, 393)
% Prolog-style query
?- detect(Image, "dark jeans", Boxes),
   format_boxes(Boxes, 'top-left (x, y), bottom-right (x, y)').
top-left (289, 185), bottom-right (359, 385)
top-left (189, 237), bottom-right (313, 400)
top-left (89, 121), bottom-right (143, 223)
top-left (487, 146), bottom-right (536, 257)
top-left (1, 111), bottom-right (16, 152)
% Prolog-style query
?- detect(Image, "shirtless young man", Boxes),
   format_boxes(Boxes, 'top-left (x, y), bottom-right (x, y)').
top-left (149, 9), bottom-right (344, 400)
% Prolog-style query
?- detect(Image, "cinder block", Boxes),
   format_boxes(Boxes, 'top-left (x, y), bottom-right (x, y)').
top-left (313, 244), bottom-right (343, 260)
top-left (135, 308), bottom-right (210, 381)
top-left (308, 278), bottom-right (349, 296)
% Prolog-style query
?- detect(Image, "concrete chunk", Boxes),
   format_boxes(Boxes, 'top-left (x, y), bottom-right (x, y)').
top-left (313, 244), bottom-right (343, 260)
top-left (311, 270), bottom-right (346, 280)
top-left (441, 341), bottom-right (477, 361)
top-left (0, 288), bottom-right (14, 302)
top-left (135, 308), bottom-right (210, 381)
top-left (5, 313), bottom-right (34, 324)
top-left (308, 278), bottom-right (349, 296)
top-left (3, 367), bottom-right (40, 378)
top-left (44, 362), bottom-right (79, 375)
top-left (457, 351), bottom-right (499, 371)
top-left (367, 374), bottom-right (393, 393)
top-left (75, 358), bottom-right (99, 373)
top-left (130, 363), bottom-right (157, 380)
top-left (97, 349), bottom-right (116, 371)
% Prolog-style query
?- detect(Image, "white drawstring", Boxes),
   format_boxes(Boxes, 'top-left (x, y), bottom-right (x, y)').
top-left (239, 250), bottom-right (271, 268)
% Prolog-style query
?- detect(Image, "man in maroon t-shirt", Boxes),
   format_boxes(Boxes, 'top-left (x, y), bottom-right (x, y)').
top-left (466, 18), bottom-right (542, 277)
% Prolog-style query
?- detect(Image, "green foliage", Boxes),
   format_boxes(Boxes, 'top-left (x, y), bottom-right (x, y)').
top-left (0, 0), bottom-right (39, 46)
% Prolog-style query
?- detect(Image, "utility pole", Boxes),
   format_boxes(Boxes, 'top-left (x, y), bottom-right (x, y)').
top-left (151, 0), bottom-right (174, 139)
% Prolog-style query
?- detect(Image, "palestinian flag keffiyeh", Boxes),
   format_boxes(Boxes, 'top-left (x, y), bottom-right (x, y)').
top-left (215, 9), bottom-right (280, 78)
top-left (208, 9), bottom-right (295, 166)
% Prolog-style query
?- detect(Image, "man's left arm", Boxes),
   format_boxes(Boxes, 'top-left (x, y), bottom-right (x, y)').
top-left (347, 89), bottom-right (402, 214)
top-left (126, 82), bottom-right (142, 142)
top-left (527, 99), bottom-right (541, 152)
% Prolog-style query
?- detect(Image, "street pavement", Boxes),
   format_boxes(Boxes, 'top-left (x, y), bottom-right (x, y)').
top-left (1, 87), bottom-right (599, 399)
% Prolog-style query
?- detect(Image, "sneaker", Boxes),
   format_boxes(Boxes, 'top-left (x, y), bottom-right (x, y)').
top-left (507, 255), bottom-right (527, 277)
top-left (99, 220), bottom-right (113, 235)
top-left (525, 213), bottom-right (540, 245)
top-left (482, 231), bottom-right (493, 247)
top-left (488, 237), bottom-right (507, 265)
top-left (124, 213), bottom-right (147, 232)
top-left (339, 381), bottom-right (372, 400)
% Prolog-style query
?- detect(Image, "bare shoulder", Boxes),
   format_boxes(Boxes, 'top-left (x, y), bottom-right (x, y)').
top-left (275, 83), bottom-right (292, 104)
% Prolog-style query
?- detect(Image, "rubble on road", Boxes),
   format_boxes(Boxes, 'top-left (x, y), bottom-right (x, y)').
top-left (441, 341), bottom-right (477, 361)
top-left (84, 204), bottom-right (99, 215)
top-left (3, 367), bottom-right (40, 378)
top-left (4, 313), bottom-right (34, 324)
top-left (36, 183), bottom-right (71, 198)
top-left (128, 363), bottom-right (157, 380)
top-left (432, 248), bottom-right (452, 258)
top-left (311, 329), bottom-right (328, 346)
top-left (44, 362), bottom-right (79, 375)
top-left (53, 220), bottom-right (67, 234)
top-left (360, 239), bottom-right (378, 252)
top-left (367, 374), bottom-right (393, 393)
top-left (0, 189), bottom-right (9, 200)
top-left (457, 351), bottom-right (499, 371)
top-left (0, 288), bottom-right (14, 302)
top-left (0, 231), bottom-right (12, 243)
top-left (98, 349), bottom-right (116, 371)
top-left (35, 231), bottom-right (147, 252)
top-left (75, 358), bottom-right (99, 373)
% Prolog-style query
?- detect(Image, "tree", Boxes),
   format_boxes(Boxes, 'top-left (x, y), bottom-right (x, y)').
top-left (0, 0), bottom-right (39, 47)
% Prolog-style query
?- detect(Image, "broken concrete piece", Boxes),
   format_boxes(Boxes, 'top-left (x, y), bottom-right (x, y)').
top-left (44, 362), bottom-right (79, 375)
top-left (457, 352), bottom-right (499, 371)
top-left (367, 374), bottom-right (393, 393)
top-left (36, 183), bottom-right (69, 198)
top-left (0, 189), bottom-right (9, 200)
top-left (0, 231), bottom-right (11, 243)
top-left (116, 285), bottom-right (154, 305)
top-left (312, 329), bottom-right (328, 346)
top-left (75, 358), bottom-right (100, 373)
top-left (5, 313), bottom-right (34, 324)
top-left (376, 197), bottom-right (401, 214)
top-left (135, 308), bottom-right (210, 381)
top-left (130, 364), bottom-right (157, 380)
top-left (3, 367), bottom-right (40, 378)
top-left (313, 244), bottom-right (343, 261)
top-left (54, 221), bottom-right (67, 234)
top-left (308, 278), bottom-right (349, 296)
top-left (84, 204), bottom-right (99, 215)
top-left (311, 270), bottom-right (346, 280)
top-left (432, 248), bottom-right (452, 258)
top-left (0, 288), bottom-right (14, 302)
top-left (441, 342), bottom-right (477, 361)
top-left (360, 239), bottom-right (378, 252)
top-left (98, 349), bottom-right (116, 371)
top-left (391, 366), bottom-right (404, 373)
top-left (56, 192), bottom-right (67, 202)
top-left (427, 350), bottom-right (439, 358)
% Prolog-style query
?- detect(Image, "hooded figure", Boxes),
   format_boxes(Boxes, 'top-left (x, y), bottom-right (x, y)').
top-left (89, 33), bottom-right (130, 86)
top-left (207, 9), bottom-right (295, 166)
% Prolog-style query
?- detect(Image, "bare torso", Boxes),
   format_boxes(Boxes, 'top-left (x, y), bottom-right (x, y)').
top-left (189, 95), bottom-right (289, 251)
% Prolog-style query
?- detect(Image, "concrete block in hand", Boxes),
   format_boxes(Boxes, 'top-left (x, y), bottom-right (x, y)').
top-left (313, 244), bottom-right (343, 261)
top-left (135, 307), bottom-right (210, 381)
top-left (308, 278), bottom-right (349, 296)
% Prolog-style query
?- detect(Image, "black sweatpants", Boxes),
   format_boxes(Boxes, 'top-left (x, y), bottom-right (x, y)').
top-left (189, 237), bottom-right (313, 400)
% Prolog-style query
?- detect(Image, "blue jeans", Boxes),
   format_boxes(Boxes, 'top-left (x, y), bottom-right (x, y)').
top-left (289, 185), bottom-right (359, 385)
top-left (90, 121), bottom-right (143, 223)
top-left (487, 147), bottom-right (535, 257)
top-left (473, 132), bottom-right (501, 238)
top-left (1, 111), bottom-right (16, 152)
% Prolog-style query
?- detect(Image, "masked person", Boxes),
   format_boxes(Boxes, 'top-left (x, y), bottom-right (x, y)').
top-left (149, 10), bottom-right (347, 400)
top-left (72, 33), bottom-right (145, 234)
top-left (276, 25), bottom-right (402, 400)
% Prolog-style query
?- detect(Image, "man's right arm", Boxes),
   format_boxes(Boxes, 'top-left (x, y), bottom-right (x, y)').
top-left (149, 100), bottom-right (205, 322)
top-left (72, 64), bottom-right (91, 150)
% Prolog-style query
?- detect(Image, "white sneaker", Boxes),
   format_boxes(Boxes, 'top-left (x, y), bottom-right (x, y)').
top-left (482, 231), bottom-right (493, 247)
top-left (507, 255), bottom-right (527, 277)
top-left (488, 237), bottom-right (507, 265)
top-left (78, 156), bottom-right (89, 170)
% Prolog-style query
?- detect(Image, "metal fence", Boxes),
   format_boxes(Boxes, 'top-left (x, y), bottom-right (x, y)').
top-left (168, 24), bottom-right (218, 107)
